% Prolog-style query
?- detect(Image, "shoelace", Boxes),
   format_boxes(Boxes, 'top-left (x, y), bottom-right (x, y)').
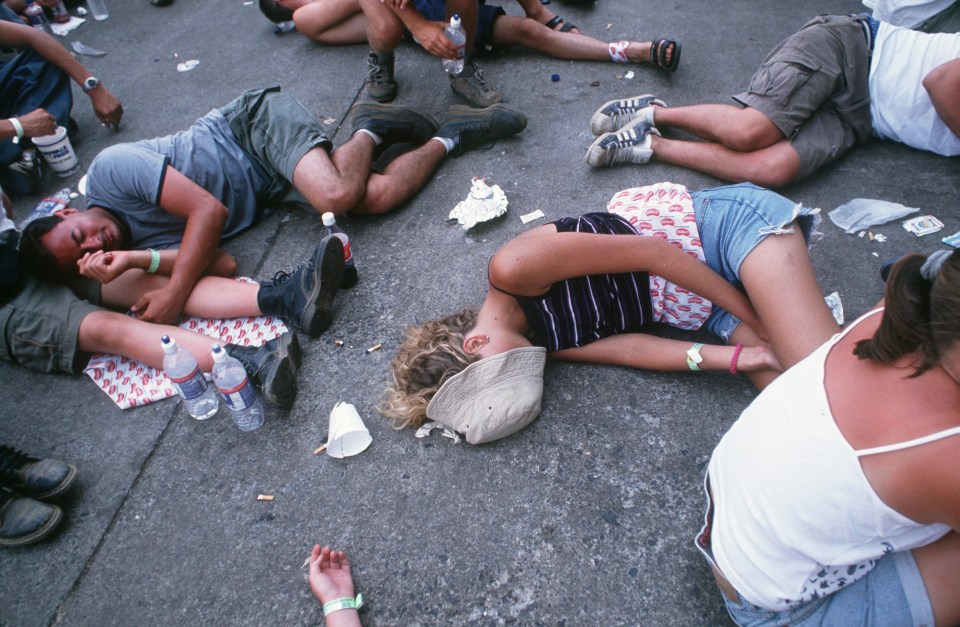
top-left (0, 446), bottom-right (31, 480)
top-left (465, 62), bottom-right (494, 94)
top-left (367, 56), bottom-right (391, 84)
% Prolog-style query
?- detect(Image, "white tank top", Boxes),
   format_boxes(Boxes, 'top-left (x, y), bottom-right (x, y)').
top-left (870, 22), bottom-right (960, 156)
top-left (707, 309), bottom-right (955, 611)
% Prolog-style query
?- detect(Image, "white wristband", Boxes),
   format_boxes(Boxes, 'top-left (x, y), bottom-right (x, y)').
top-left (9, 118), bottom-right (23, 140)
top-left (323, 593), bottom-right (363, 616)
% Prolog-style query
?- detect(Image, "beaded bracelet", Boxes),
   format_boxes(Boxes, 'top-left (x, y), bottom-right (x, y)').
top-left (729, 343), bottom-right (744, 376)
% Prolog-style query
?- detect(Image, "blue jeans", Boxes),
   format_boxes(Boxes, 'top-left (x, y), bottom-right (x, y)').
top-left (692, 183), bottom-right (820, 342)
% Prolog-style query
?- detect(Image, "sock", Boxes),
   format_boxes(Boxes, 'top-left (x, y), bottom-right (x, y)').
top-left (431, 136), bottom-right (456, 153)
top-left (357, 129), bottom-right (382, 145)
top-left (608, 40), bottom-right (629, 64)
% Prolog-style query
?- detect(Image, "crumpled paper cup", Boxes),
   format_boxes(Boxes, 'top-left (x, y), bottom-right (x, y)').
top-left (326, 402), bottom-right (372, 459)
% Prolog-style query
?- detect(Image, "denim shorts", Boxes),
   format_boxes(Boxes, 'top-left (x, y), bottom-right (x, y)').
top-left (692, 183), bottom-right (819, 342)
top-left (409, 0), bottom-right (505, 52)
top-left (721, 550), bottom-right (935, 627)
top-left (0, 275), bottom-right (100, 374)
top-left (219, 87), bottom-right (332, 202)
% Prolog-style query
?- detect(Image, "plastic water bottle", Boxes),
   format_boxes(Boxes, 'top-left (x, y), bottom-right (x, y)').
top-left (24, 1), bottom-right (53, 34)
top-left (18, 188), bottom-right (71, 229)
top-left (211, 344), bottom-right (264, 432)
top-left (322, 212), bottom-right (358, 288)
top-left (161, 336), bottom-right (219, 420)
top-left (442, 14), bottom-right (466, 75)
top-left (273, 20), bottom-right (295, 34)
top-left (86, 0), bottom-right (108, 20)
top-left (47, 1), bottom-right (71, 23)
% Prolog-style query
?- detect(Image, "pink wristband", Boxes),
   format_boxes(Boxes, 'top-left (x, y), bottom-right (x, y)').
top-left (729, 343), bottom-right (743, 375)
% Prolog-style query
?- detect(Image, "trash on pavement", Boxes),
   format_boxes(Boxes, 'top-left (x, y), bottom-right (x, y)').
top-left (448, 177), bottom-right (508, 229)
top-left (903, 215), bottom-right (944, 237)
top-left (829, 198), bottom-right (919, 234)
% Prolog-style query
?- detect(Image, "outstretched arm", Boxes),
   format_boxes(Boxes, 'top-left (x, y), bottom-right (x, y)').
top-left (130, 166), bottom-right (228, 323)
top-left (490, 227), bottom-right (767, 336)
top-left (0, 20), bottom-right (123, 128)
top-left (308, 545), bottom-right (361, 627)
top-left (77, 248), bottom-right (237, 284)
top-left (923, 58), bottom-right (960, 139)
top-left (552, 332), bottom-right (781, 374)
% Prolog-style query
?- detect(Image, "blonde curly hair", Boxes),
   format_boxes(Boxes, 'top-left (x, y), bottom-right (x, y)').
top-left (380, 309), bottom-right (480, 431)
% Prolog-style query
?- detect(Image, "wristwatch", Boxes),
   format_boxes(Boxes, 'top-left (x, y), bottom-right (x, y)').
top-left (82, 76), bottom-right (101, 93)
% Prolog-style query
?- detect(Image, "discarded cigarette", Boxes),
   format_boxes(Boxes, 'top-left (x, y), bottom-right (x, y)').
top-left (624, 70), bottom-right (635, 80)
top-left (313, 443), bottom-right (328, 455)
top-left (868, 231), bottom-right (874, 241)
top-left (257, 494), bottom-right (274, 501)
top-left (334, 339), bottom-right (344, 346)
top-left (367, 343), bottom-right (382, 353)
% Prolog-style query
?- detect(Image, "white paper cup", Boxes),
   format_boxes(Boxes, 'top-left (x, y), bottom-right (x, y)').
top-left (326, 402), bottom-right (372, 459)
top-left (32, 126), bottom-right (79, 177)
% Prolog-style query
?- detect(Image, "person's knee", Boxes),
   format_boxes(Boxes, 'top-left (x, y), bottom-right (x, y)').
top-left (725, 112), bottom-right (785, 152)
top-left (314, 184), bottom-right (364, 215)
top-left (364, 10), bottom-right (402, 49)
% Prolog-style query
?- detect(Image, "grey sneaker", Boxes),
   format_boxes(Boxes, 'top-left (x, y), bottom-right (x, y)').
top-left (437, 104), bottom-right (527, 158)
top-left (585, 116), bottom-right (660, 167)
top-left (0, 490), bottom-right (62, 547)
top-left (0, 446), bottom-right (77, 500)
top-left (226, 331), bottom-right (300, 408)
top-left (350, 103), bottom-right (439, 147)
top-left (448, 60), bottom-right (502, 108)
top-left (589, 94), bottom-right (667, 135)
top-left (257, 237), bottom-right (345, 338)
top-left (366, 50), bottom-right (397, 103)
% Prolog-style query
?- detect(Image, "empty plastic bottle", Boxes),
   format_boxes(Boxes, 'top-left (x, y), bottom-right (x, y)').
top-left (47, 1), bottom-right (71, 23)
top-left (442, 14), bottom-right (466, 75)
top-left (161, 336), bottom-right (219, 420)
top-left (273, 20), bottom-right (295, 34)
top-left (19, 187), bottom-right (71, 229)
top-left (211, 344), bottom-right (264, 432)
top-left (86, 0), bottom-right (108, 20)
top-left (322, 212), bottom-right (358, 288)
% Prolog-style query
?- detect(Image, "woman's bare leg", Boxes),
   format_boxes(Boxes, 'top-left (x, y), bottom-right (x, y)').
top-left (738, 225), bottom-right (840, 369)
top-left (294, 0), bottom-right (368, 44)
top-left (491, 16), bottom-right (660, 64)
top-left (101, 273), bottom-right (262, 320)
top-left (912, 531), bottom-right (960, 626)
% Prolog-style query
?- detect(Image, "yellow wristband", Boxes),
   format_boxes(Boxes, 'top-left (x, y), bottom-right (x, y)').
top-left (146, 249), bottom-right (161, 274)
top-left (323, 593), bottom-right (363, 616)
top-left (9, 118), bottom-right (23, 140)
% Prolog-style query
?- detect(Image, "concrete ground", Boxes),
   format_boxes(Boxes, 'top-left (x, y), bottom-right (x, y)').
top-left (1, 0), bottom-right (957, 625)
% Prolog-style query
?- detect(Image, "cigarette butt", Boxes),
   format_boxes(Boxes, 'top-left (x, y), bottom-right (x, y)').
top-left (313, 443), bottom-right (328, 455)
top-left (367, 343), bottom-right (382, 353)
top-left (257, 494), bottom-right (274, 501)
top-left (334, 339), bottom-right (344, 346)
top-left (868, 231), bottom-right (875, 241)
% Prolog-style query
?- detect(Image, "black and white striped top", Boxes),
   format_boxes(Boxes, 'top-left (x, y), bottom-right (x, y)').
top-left (508, 213), bottom-right (652, 352)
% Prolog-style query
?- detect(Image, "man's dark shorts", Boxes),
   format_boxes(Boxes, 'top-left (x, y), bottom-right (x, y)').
top-left (0, 275), bottom-right (100, 374)
top-left (733, 14), bottom-right (874, 181)
top-left (406, 0), bottom-right (506, 53)
top-left (219, 86), bottom-right (333, 202)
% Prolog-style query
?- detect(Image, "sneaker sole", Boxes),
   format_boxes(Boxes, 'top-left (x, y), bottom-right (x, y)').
top-left (0, 502), bottom-right (62, 547)
top-left (300, 237), bottom-right (345, 338)
top-left (350, 103), bottom-right (439, 143)
top-left (261, 332), bottom-right (300, 409)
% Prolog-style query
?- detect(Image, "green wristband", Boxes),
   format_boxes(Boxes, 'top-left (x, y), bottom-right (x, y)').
top-left (146, 248), bottom-right (160, 274)
top-left (686, 342), bottom-right (705, 371)
top-left (323, 593), bottom-right (363, 616)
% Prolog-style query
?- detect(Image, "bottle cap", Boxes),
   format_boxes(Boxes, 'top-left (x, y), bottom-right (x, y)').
top-left (211, 343), bottom-right (226, 362)
top-left (450, 14), bottom-right (461, 27)
top-left (160, 335), bottom-right (176, 353)
top-left (321, 212), bottom-right (336, 227)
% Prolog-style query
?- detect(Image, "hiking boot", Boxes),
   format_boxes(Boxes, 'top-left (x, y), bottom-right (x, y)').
top-left (589, 94), bottom-right (667, 135)
top-left (350, 103), bottom-right (438, 147)
top-left (366, 50), bottom-right (397, 103)
top-left (2, 149), bottom-right (42, 196)
top-left (258, 0), bottom-right (292, 22)
top-left (0, 446), bottom-right (77, 500)
top-left (585, 116), bottom-right (660, 167)
top-left (257, 236), bottom-right (345, 338)
top-left (437, 104), bottom-right (527, 158)
top-left (226, 331), bottom-right (300, 408)
top-left (448, 60), bottom-right (502, 108)
top-left (0, 490), bottom-right (62, 547)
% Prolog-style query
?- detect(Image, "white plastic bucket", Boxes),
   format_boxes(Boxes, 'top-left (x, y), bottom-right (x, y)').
top-left (32, 126), bottom-right (79, 177)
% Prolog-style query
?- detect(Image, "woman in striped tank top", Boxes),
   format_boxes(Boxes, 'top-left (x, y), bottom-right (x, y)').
top-left (381, 182), bottom-right (841, 444)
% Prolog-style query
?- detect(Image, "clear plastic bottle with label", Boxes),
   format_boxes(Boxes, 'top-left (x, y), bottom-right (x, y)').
top-left (442, 14), bottom-right (466, 75)
top-left (211, 344), bottom-right (264, 431)
top-left (19, 188), bottom-right (71, 229)
top-left (161, 336), bottom-right (219, 420)
top-left (322, 212), bottom-right (358, 288)
top-left (24, 1), bottom-right (53, 34)
top-left (86, 0), bottom-right (109, 21)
